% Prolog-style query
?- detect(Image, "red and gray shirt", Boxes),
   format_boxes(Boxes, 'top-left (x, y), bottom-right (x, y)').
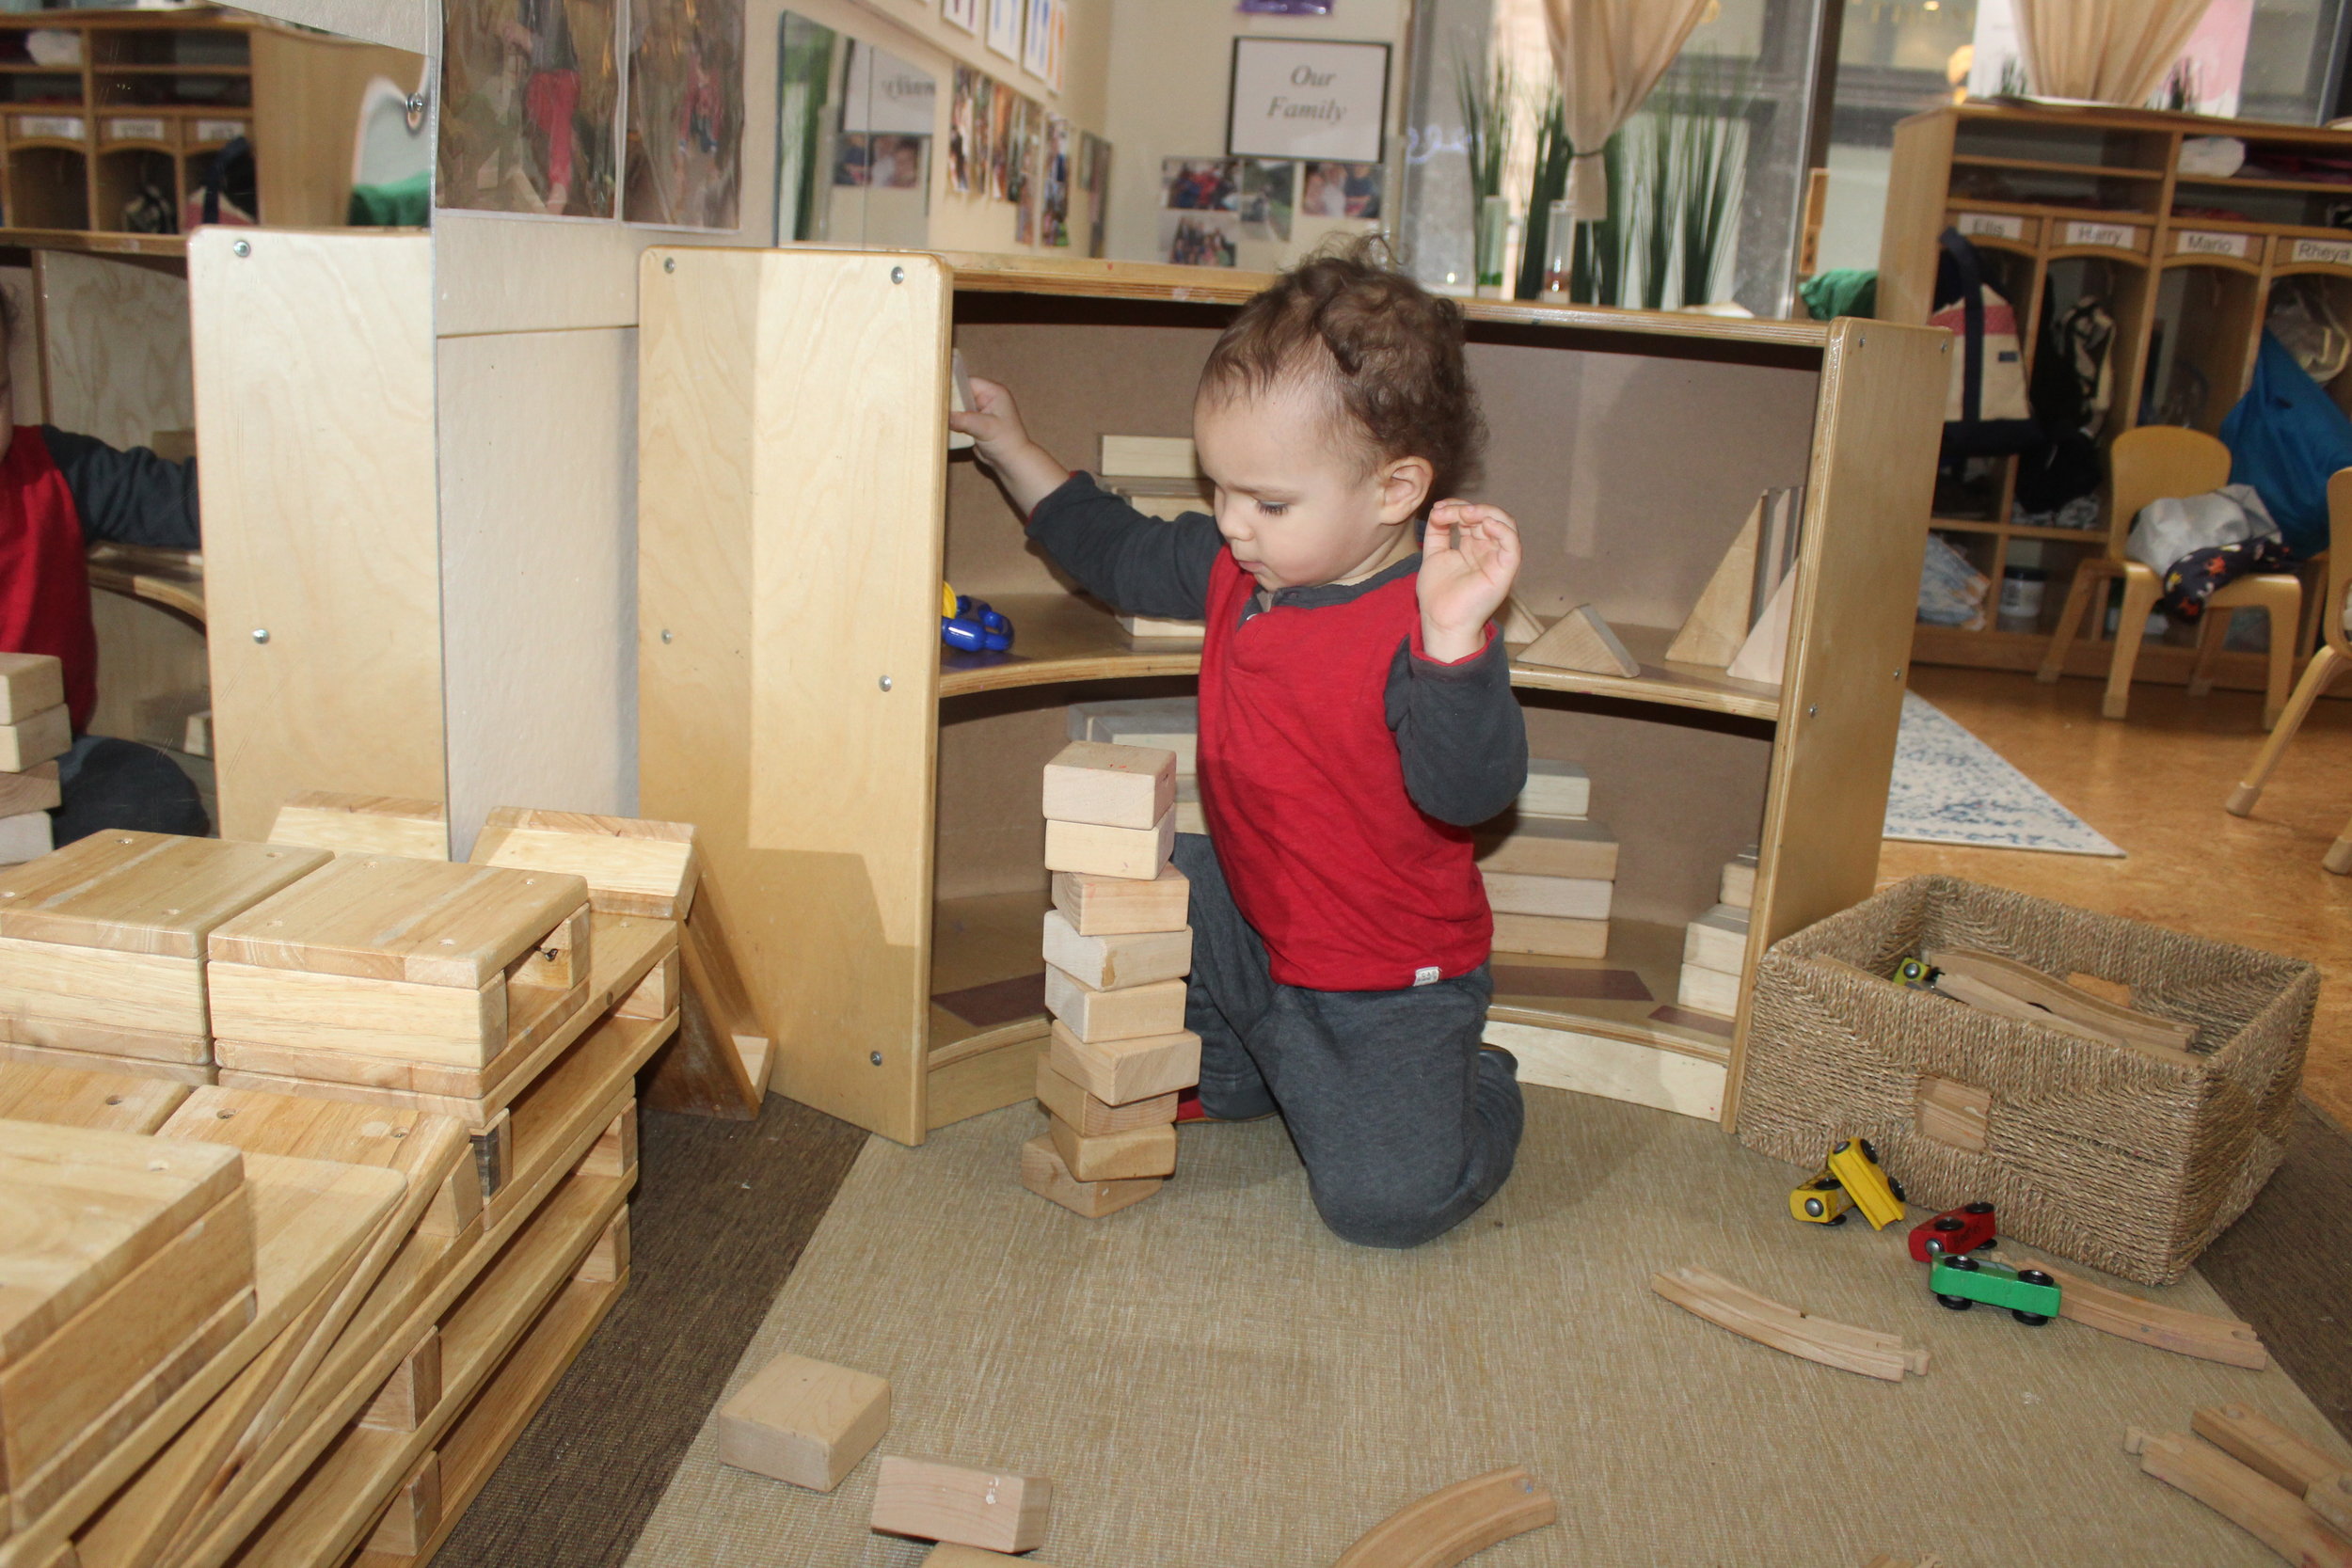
top-left (1028, 473), bottom-right (1527, 992)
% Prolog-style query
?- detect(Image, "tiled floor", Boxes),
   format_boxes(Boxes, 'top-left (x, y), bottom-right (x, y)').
top-left (1881, 663), bottom-right (2352, 1127)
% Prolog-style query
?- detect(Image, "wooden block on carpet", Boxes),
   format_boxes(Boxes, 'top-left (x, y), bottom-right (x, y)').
top-left (871, 1456), bottom-right (1051, 1552)
top-left (718, 1352), bottom-right (893, 1492)
top-left (1490, 913), bottom-right (1609, 959)
top-left (1051, 864), bottom-right (1190, 936)
top-left (1040, 910), bottom-right (1191, 991)
top-left (1020, 1132), bottom-right (1163, 1219)
top-left (1043, 811), bottom-right (1175, 881)
top-left (1041, 741), bottom-right (1177, 831)
top-left (1043, 967), bottom-right (1186, 1042)
top-left (1047, 1021), bottom-right (1200, 1104)
top-left (1048, 1113), bottom-right (1178, 1181)
top-left (1034, 1056), bottom-right (1177, 1135)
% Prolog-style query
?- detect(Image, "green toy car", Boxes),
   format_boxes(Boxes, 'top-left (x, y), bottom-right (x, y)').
top-left (1929, 1253), bottom-right (2061, 1325)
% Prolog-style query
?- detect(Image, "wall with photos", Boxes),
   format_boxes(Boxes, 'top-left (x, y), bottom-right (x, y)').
top-left (1102, 0), bottom-right (1406, 271)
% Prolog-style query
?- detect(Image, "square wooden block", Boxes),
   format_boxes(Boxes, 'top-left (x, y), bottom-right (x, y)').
top-left (1051, 863), bottom-right (1190, 936)
top-left (0, 761), bottom-right (60, 818)
top-left (1475, 817), bottom-right (1617, 881)
top-left (0, 652), bottom-right (65, 726)
top-left (1047, 1019), bottom-right (1200, 1105)
top-left (267, 791), bottom-right (449, 861)
top-left (718, 1352), bottom-right (892, 1492)
top-left (1682, 902), bottom-right (1750, 976)
top-left (469, 807), bottom-right (699, 919)
top-left (1048, 1113), bottom-right (1177, 1181)
top-left (1020, 1132), bottom-right (1164, 1218)
top-left (1489, 912), bottom-right (1608, 959)
top-left (1034, 1055), bottom-right (1177, 1135)
top-left (871, 1455), bottom-right (1052, 1553)
top-left (1043, 810), bottom-right (1174, 881)
top-left (1040, 909), bottom-right (1191, 991)
top-left (0, 705), bottom-right (69, 773)
top-left (1041, 741), bottom-right (1176, 830)
top-left (1043, 967), bottom-right (1186, 1042)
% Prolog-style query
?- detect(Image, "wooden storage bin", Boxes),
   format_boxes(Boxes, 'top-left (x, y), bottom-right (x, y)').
top-left (0, 831), bottom-right (328, 1079)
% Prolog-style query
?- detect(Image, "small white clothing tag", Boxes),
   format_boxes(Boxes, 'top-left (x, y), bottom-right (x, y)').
top-left (1412, 965), bottom-right (1440, 987)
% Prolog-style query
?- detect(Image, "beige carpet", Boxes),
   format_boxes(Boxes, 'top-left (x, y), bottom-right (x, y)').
top-left (624, 1087), bottom-right (2350, 1566)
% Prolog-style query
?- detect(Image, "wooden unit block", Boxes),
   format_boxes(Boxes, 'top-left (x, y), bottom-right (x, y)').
top-left (0, 1059), bottom-right (189, 1133)
top-left (0, 1037), bottom-right (216, 1086)
top-left (1033, 1056), bottom-right (1177, 1135)
top-left (1516, 758), bottom-right (1590, 820)
top-left (1173, 776), bottom-right (1208, 836)
top-left (1043, 967), bottom-right (1186, 1043)
top-left (1077, 701), bottom-right (1199, 771)
top-left (576, 1208), bottom-right (630, 1284)
top-left (579, 1101), bottom-right (638, 1180)
top-left (1489, 912), bottom-right (1611, 959)
top-left (0, 761), bottom-right (61, 817)
top-left (0, 832), bottom-right (330, 961)
top-left (0, 653), bottom-right (66, 726)
top-left (0, 936), bottom-right (208, 1042)
top-left (1681, 903), bottom-right (1750, 975)
top-left (1041, 741), bottom-right (1177, 831)
top-left (1117, 614), bottom-right (1204, 643)
top-left (359, 1328), bottom-right (442, 1433)
top-left (1475, 818), bottom-right (1618, 880)
top-left (717, 1352), bottom-right (892, 1493)
top-left (473, 1106), bottom-right (514, 1201)
top-left (0, 810), bottom-right (51, 867)
top-left (615, 950), bottom-right (679, 1020)
top-left (1480, 872), bottom-right (1613, 921)
top-left (363, 1451), bottom-right (441, 1556)
top-left (1046, 1020), bottom-right (1200, 1105)
top-left (1039, 910), bottom-right (1192, 992)
top-left (1666, 500), bottom-right (1761, 667)
top-left (1719, 851), bottom-right (1757, 910)
top-left (1047, 1113), bottom-right (1178, 1181)
top-left (1519, 604), bottom-right (1640, 677)
top-left (1042, 810), bottom-right (1175, 881)
top-left (871, 1456), bottom-right (1052, 1553)
top-left (1677, 964), bottom-right (1740, 1018)
top-left (1915, 1074), bottom-right (1991, 1152)
top-left (469, 807), bottom-right (700, 920)
top-left (1050, 864), bottom-right (1191, 936)
top-left (266, 793), bottom-right (449, 861)
top-left (1099, 434), bottom-right (1197, 477)
top-left (0, 705), bottom-right (71, 773)
top-left (207, 963), bottom-right (508, 1068)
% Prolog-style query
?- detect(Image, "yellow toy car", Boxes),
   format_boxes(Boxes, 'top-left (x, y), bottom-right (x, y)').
top-left (1789, 1170), bottom-right (1855, 1225)
top-left (1823, 1137), bottom-right (1907, 1230)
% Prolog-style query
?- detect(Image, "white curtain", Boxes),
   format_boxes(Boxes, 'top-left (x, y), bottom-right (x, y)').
top-left (1540, 0), bottom-right (1712, 214)
top-left (2013, 0), bottom-right (2215, 104)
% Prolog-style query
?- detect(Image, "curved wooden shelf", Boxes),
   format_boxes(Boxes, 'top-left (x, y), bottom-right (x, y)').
top-left (1486, 918), bottom-right (1734, 1064)
top-left (1509, 622), bottom-right (1782, 721)
top-left (86, 541), bottom-right (203, 625)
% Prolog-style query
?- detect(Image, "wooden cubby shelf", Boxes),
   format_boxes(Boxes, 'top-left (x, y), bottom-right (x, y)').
top-left (640, 249), bottom-right (1946, 1145)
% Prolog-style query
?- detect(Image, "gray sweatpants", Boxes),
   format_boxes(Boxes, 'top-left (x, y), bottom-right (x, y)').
top-left (1174, 833), bottom-right (1525, 1248)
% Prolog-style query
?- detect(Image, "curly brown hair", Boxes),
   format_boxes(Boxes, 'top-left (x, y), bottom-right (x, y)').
top-left (1197, 240), bottom-right (1486, 511)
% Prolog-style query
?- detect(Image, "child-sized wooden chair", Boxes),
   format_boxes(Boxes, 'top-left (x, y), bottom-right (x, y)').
top-left (2035, 426), bottom-right (2300, 727)
top-left (2227, 467), bottom-right (2352, 869)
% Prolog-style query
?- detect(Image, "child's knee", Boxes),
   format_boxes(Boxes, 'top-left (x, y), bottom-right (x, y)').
top-left (1311, 1170), bottom-right (1476, 1249)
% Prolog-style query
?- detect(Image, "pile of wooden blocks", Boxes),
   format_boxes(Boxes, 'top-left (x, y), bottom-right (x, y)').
top-left (0, 653), bottom-right (69, 865)
top-left (1025, 740), bottom-right (1198, 1219)
top-left (1480, 759), bottom-right (1615, 958)
top-left (1070, 696), bottom-right (1202, 834)
top-left (1677, 847), bottom-right (1757, 1022)
top-left (1099, 434), bottom-right (1207, 647)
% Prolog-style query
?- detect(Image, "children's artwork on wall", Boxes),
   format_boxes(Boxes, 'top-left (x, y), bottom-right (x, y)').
top-left (1080, 131), bottom-right (1111, 256)
top-left (1161, 156), bottom-right (1237, 212)
top-left (944, 0), bottom-right (979, 34)
top-left (1238, 157), bottom-right (1292, 241)
top-left (1022, 0), bottom-right (1052, 80)
top-left (624, 0), bottom-right (744, 229)
top-left (1041, 114), bottom-right (1071, 245)
top-left (988, 79), bottom-right (1016, 198)
top-left (1043, 0), bottom-right (1067, 93)
top-left (1300, 159), bottom-right (1380, 219)
top-left (438, 0), bottom-right (621, 218)
top-left (948, 64), bottom-right (977, 194)
top-left (1162, 210), bottom-right (1238, 267)
top-left (1006, 94), bottom-right (1039, 235)
top-left (986, 0), bottom-right (1022, 61)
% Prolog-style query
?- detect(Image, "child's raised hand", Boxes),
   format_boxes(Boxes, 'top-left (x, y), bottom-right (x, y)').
top-left (1417, 499), bottom-right (1522, 664)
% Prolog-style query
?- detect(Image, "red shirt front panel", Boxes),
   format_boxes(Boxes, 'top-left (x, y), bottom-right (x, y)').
top-left (0, 428), bottom-right (95, 731)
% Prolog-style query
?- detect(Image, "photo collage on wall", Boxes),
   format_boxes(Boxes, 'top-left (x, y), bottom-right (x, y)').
top-left (1158, 154), bottom-right (1383, 267)
top-left (951, 60), bottom-right (1103, 254)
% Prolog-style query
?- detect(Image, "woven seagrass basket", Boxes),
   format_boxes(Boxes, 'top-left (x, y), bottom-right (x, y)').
top-left (1737, 875), bottom-right (2316, 1286)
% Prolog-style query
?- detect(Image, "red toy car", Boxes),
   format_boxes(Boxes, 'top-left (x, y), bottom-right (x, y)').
top-left (1908, 1201), bottom-right (1997, 1262)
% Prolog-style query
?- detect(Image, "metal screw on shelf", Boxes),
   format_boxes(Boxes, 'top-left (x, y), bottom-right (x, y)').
top-left (869, 1051), bottom-right (884, 1067)
top-left (878, 674), bottom-right (894, 691)
top-left (231, 239), bottom-right (250, 258)
top-left (890, 266), bottom-right (905, 283)
top-left (251, 628), bottom-right (269, 644)
top-left (1807, 705), bottom-right (1819, 717)
top-left (660, 628), bottom-right (674, 643)
top-left (405, 92), bottom-right (427, 127)
top-left (663, 257), bottom-right (676, 273)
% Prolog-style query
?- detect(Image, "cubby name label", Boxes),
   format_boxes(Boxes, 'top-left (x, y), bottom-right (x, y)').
top-left (2059, 221), bottom-right (2139, 250)
top-left (14, 116), bottom-right (85, 141)
top-left (104, 119), bottom-right (167, 143)
top-left (2176, 230), bottom-right (2249, 259)
top-left (193, 119), bottom-right (247, 144)
top-left (2290, 238), bottom-right (2352, 267)
top-left (1954, 212), bottom-right (2025, 241)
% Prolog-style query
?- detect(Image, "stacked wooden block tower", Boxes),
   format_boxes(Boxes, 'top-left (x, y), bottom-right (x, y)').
top-left (0, 653), bottom-right (70, 865)
top-left (1071, 697), bottom-right (1202, 834)
top-left (1481, 758), bottom-right (1616, 959)
top-left (1677, 847), bottom-right (1758, 1022)
top-left (1024, 740), bottom-right (1200, 1219)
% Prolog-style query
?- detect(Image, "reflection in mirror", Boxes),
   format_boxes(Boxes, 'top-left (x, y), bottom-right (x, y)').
top-left (773, 14), bottom-right (934, 247)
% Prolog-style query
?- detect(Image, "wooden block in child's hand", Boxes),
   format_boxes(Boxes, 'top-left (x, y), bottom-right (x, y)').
top-left (1035, 1054), bottom-right (1177, 1134)
top-left (1048, 1111), bottom-right (1178, 1180)
top-left (1048, 1018), bottom-right (1200, 1103)
top-left (0, 653), bottom-right (64, 725)
top-left (1482, 871), bottom-right (1613, 920)
top-left (1043, 809), bottom-right (1175, 880)
top-left (1475, 817), bottom-right (1618, 880)
top-left (1052, 863), bottom-right (1190, 935)
top-left (1041, 740), bottom-right (1177, 830)
top-left (1044, 965), bottom-right (1185, 1040)
top-left (717, 1353), bottom-right (892, 1492)
top-left (1040, 909), bottom-right (1191, 990)
top-left (871, 1455), bottom-right (1053, 1552)
top-left (1021, 1132), bottom-right (1164, 1218)
top-left (0, 704), bottom-right (70, 772)
top-left (1489, 912), bottom-right (1610, 959)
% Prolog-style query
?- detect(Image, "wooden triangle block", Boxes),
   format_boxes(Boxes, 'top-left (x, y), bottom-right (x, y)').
top-left (644, 884), bottom-right (774, 1120)
top-left (1725, 570), bottom-right (1795, 686)
top-left (1499, 595), bottom-right (1547, 646)
top-left (1667, 499), bottom-right (1762, 667)
top-left (1519, 604), bottom-right (1639, 677)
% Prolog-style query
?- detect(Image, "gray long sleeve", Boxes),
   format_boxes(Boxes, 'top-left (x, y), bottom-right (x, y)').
top-left (1385, 634), bottom-right (1528, 827)
top-left (43, 427), bottom-right (199, 550)
top-left (1025, 470), bottom-right (1221, 620)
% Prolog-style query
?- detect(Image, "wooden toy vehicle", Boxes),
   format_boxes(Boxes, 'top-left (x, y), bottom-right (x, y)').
top-left (1929, 1253), bottom-right (2060, 1323)
top-left (1790, 1170), bottom-right (1855, 1225)
top-left (1823, 1137), bottom-right (1907, 1230)
top-left (1909, 1201), bottom-right (1997, 1261)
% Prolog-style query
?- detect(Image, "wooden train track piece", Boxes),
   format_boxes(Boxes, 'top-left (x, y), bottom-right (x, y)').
top-left (2125, 1428), bottom-right (2352, 1568)
top-left (2193, 1404), bottom-right (2352, 1535)
top-left (2021, 1260), bottom-right (2267, 1370)
top-left (1330, 1465), bottom-right (1557, 1568)
top-left (1651, 1267), bottom-right (1929, 1382)
top-left (1922, 949), bottom-right (2200, 1060)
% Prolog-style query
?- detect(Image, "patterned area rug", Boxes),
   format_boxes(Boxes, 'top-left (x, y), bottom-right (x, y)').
top-left (1885, 691), bottom-right (2124, 857)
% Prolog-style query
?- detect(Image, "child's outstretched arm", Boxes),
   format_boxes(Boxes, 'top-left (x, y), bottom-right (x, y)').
top-left (948, 377), bottom-right (1070, 515)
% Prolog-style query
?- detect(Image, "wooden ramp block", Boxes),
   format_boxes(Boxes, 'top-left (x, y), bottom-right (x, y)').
top-left (359, 1326), bottom-right (442, 1432)
top-left (1724, 569), bottom-right (1794, 686)
top-left (0, 705), bottom-right (71, 772)
top-left (1666, 500), bottom-right (1761, 667)
top-left (871, 1456), bottom-right (1051, 1553)
top-left (266, 792), bottom-right (449, 861)
top-left (1489, 913), bottom-right (1609, 959)
top-left (1034, 1056), bottom-right (1177, 1135)
top-left (1047, 1021), bottom-right (1200, 1105)
top-left (469, 807), bottom-right (700, 920)
top-left (1043, 968), bottom-right (1186, 1042)
top-left (0, 652), bottom-right (66, 725)
top-left (1047, 1113), bottom-right (1177, 1181)
top-left (1043, 811), bottom-right (1175, 881)
top-left (1021, 1133), bottom-right (1163, 1218)
top-left (1040, 910), bottom-right (1191, 992)
top-left (1041, 741), bottom-right (1177, 831)
top-left (1050, 864), bottom-right (1190, 936)
top-left (1474, 818), bottom-right (1617, 880)
top-left (718, 1353), bottom-right (892, 1492)
top-left (644, 891), bottom-right (773, 1120)
top-left (1332, 1465), bottom-right (1557, 1568)
top-left (1518, 604), bottom-right (1638, 678)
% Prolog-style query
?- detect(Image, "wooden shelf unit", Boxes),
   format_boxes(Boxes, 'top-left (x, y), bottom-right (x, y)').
top-left (1880, 102), bottom-right (2352, 685)
top-left (638, 250), bottom-right (1947, 1144)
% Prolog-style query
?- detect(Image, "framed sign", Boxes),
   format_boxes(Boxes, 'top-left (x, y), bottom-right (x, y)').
top-left (1226, 37), bottom-right (1388, 164)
